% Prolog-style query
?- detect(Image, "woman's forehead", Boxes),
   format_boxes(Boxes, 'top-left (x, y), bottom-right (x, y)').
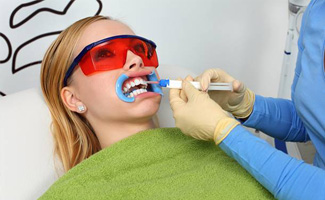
top-left (74, 20), bottom-right (135, 57)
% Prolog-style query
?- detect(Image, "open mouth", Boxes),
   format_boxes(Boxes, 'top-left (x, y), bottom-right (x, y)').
top-left (122, 76), bottom-right (152, 98)
top-left (116, 70), bottom-right (162, 102)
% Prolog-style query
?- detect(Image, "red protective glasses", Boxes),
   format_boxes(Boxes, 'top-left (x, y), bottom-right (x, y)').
top-left (64, 35), bottom-right (159, 86)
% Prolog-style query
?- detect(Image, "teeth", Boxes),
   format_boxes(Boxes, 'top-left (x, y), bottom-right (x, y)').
top-left (126, 83), bottom-right (131, 89)
top-left (141, 79), bottom-right (147, 86)
top-left (123, 77), bottom-right (149, 96)
top-left (129, 88), bottom-right (148, 97)
top-left (134, 79), bottom-right (140, 85)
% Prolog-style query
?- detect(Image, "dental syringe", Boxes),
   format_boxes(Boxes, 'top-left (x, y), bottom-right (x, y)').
top-left (144, 79), bottom-right (233, 91)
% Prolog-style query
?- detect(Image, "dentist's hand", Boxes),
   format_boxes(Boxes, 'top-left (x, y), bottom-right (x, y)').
top-left (169, 79), bottom-right (240, 144)
top-left (195, 68), bottom-right (255, 119)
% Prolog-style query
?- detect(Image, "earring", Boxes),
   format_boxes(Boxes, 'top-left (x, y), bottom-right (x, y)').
top-left (77, 105), bottom-right (85, 112)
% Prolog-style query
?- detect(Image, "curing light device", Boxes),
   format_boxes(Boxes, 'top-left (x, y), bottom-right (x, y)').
top-left (145, 79), bottom-right (233, 91)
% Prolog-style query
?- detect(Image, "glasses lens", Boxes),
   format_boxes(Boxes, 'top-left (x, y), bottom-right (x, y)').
top-left (79, 37), bottom-right (158, 76)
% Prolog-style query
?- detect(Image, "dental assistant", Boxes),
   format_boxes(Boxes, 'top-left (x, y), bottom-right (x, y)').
top-left (169, 0), bottom-right (325, 199)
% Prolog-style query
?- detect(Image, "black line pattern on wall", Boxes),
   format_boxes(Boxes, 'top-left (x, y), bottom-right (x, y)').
top-left (0, 0), bottom-right (103, 97)
top-left (10, 0), bottom-right (103, 29)
top-left (0, 33), bottom-right (12, 64)
top-left (0, 0), bottom-right (103, 74)
top-left (12, 31), bottom-right (61, 74)
top-left (10, 0), bottom-right (75, 29)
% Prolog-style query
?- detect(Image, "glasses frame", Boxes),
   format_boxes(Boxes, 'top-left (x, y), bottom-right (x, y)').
top-left (63, 35), bottom-right (157, 86)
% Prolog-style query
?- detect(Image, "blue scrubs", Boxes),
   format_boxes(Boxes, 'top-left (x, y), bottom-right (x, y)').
top-left (219, 0), bottom-right (325, 199)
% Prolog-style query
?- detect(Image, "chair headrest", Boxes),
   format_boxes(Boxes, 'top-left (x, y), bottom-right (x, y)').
top-left (0, 88), bottom-right (58, 199)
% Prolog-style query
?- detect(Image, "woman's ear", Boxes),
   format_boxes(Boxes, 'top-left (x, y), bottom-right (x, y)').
top-left (61, 87), bottom-right (87, 113)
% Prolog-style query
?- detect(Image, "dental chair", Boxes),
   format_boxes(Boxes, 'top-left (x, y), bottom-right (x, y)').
top-left (0, 65), bottom-right (196, 199)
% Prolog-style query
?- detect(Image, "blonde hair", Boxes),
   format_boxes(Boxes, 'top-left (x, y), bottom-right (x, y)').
top-left (40, 15), bottom-right (110, 172)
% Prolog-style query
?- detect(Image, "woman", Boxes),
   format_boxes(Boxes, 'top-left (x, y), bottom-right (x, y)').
top-left (40, 15), bottom-right (161, 172)
top-left (170, 0), bottom-right (325, 199)
top-left (39, 15), bottom-right (273, 199)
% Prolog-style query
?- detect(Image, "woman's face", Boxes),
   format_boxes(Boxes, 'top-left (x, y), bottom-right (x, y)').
top-left (67, 20), bottom-right (162, 124)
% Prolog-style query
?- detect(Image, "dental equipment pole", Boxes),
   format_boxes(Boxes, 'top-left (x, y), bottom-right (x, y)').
top-left (275, 0), bottom-right (310, 155)
top-left (278, 0), bottom-right (309, 98)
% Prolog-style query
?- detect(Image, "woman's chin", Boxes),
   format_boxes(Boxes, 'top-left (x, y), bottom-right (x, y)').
top-left (133, 92), bottom-right (161, 109)
top-left (128, 103), bottom-right (160, 120)
top-left (118, 92), bottom-right (161, 121)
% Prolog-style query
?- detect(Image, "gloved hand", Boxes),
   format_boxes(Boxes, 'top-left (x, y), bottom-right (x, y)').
top-left (195, 68), bottom-right (255, 119)
top-left (169, 79), bottom-right (240, 144)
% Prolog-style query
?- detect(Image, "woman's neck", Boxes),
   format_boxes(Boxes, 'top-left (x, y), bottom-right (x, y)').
top-left (94, 118), bottom-right (157, 149)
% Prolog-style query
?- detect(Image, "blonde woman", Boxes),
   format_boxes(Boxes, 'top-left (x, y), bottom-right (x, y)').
top-left (39, 15), bottom-right (273, 199)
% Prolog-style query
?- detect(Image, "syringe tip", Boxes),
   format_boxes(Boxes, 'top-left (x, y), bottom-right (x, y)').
top-left (144, 81), bottom-right (159, 84)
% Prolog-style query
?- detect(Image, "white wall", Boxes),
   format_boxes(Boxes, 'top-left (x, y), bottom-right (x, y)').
top-left (0, 0), bottom-right (288, 97)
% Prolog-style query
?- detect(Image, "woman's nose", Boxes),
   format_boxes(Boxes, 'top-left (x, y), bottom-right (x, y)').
top-left (123, 50), bottom-right (143, 70)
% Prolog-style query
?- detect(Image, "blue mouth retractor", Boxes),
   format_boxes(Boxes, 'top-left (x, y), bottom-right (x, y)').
top-left (116, 74), bottom-right (135, 103)
top-left (147, 70), bottom-right (163, 95)
top-left (115, 71), bottom-right (163, 103)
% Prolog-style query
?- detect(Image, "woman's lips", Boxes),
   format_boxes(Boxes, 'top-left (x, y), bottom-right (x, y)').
top-left (134, 91), bottom-right (160, 99)
top-left (124, 69), bottom-right (153, 78)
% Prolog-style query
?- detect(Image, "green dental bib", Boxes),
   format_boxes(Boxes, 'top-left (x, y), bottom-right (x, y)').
top-left (40, 128), bottom-right (274, 200)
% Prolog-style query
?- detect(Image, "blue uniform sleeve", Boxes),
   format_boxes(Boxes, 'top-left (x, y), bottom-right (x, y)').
top-left (220, 126), bottom-right (325, 200)
top-left (242, 95), bottom-right (309, 142)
